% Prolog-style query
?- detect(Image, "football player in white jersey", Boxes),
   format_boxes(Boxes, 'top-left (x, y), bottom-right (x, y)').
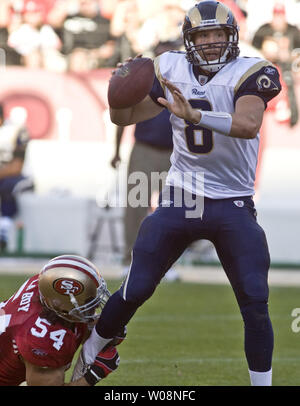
top-left (73, 1), bottom-right (281, 386)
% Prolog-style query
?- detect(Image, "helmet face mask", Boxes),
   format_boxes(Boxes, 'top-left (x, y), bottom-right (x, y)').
top-left (183, 1), bottom-right (240, 73)
top-left (67, 279), bottom-right (110, 323)
top-left (38, 255), bottom-right (110, 324)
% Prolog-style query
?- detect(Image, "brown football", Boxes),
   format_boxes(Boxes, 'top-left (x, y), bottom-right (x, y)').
top-left (107, 57), bottom-right (155, 109)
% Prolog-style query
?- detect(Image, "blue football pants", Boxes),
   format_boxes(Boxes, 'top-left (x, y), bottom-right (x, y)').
top-left (97, 188), bottom-right (273, 372)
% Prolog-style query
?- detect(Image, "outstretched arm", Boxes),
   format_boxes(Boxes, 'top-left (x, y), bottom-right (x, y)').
top-left (24, 346), bottom-right (120, 386)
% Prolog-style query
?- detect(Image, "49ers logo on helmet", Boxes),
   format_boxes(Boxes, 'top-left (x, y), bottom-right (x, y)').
top-left (53, 278), bottom-right (84, 296)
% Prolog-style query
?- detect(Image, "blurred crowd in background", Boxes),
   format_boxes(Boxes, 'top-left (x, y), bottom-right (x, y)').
top-left (0, 0), bottom-right (299, 75)
top-left (0, 0), bottom-right (299, 124)
top-left (0, 0), bottom-right (299, 257)
top-left (0, 0), bottom-right (298, 126)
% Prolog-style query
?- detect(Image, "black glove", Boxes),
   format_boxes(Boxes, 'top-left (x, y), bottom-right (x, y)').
top-left (84, 346), bottom-right (120, 386)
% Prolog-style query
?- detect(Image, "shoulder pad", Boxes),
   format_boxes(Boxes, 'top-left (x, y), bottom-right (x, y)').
top-left (234, 60), bottom-right (275, 94)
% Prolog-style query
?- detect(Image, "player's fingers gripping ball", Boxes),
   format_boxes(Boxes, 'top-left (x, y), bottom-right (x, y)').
top-left (108, 57), bottom-right (155, 109)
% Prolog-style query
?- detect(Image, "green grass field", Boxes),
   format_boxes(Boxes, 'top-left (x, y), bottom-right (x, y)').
top-left (1, 273), bottom-right (300, 386)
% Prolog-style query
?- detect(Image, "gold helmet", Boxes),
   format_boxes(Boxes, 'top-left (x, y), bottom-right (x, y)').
top-left (38, 255), bottom-right (110, 323)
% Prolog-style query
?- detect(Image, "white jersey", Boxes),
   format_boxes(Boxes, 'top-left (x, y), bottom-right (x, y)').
top-left (152, 52), bottom-right (280, 199)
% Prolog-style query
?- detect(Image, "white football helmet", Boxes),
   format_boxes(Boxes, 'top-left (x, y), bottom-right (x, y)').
top-left (38, 255), bottom-right (110, 323)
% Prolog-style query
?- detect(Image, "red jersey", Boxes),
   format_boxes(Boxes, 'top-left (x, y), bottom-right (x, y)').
top-left (0, 275), bottom-right (87, 386)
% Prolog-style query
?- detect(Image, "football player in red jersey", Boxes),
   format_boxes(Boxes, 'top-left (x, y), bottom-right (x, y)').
top-left (0, 255), bottom-right (122, 386)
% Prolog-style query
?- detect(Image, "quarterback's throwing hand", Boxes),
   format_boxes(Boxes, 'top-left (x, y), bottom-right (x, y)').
top-left (158, 77), bottom-right (201, 124)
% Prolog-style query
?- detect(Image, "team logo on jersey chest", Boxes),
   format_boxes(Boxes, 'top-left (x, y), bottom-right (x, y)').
top-left (198, 75), bottom-right (208, 86)
top-left (192, 88), bottom-right (206, 96)
top-left (53, 278), bottom-right (84, 296)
